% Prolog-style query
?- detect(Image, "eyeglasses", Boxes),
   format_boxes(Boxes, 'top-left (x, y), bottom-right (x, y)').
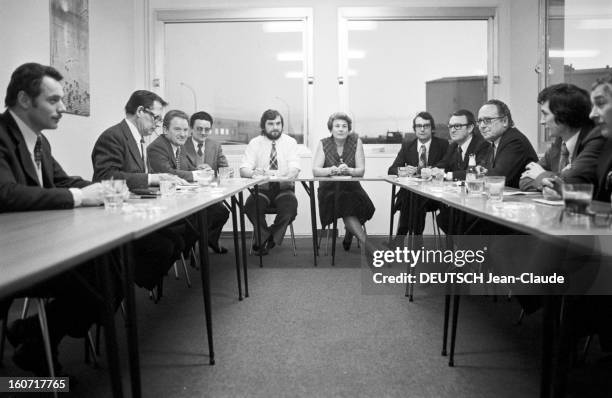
top-left (197, 127), bottom-right (212, 133)
top-left (477, 116), bottom-right (504, 126)
top-left (414, 123), bottom-right (432, 130)
top-left (448, 123), bottom-right (469, 130)
top-left (142, 108), bottom-right (162, 123)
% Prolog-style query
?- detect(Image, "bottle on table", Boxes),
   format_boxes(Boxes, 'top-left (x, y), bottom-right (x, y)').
top-left (465, 154), bottom-right (483, 194)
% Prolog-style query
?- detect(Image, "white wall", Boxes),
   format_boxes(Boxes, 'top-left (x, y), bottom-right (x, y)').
top-left (0, 0), bottom-right (136, 179)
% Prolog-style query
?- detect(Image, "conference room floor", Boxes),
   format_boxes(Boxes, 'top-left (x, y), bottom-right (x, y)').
top-left (2, 236), bottom-right (611, 398)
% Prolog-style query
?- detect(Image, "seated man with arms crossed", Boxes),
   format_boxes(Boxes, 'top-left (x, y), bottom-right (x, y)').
top-left (0, 63), bottom-right (118, 375)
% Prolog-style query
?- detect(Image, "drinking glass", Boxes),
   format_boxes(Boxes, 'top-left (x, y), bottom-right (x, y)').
top-left (102, 179), bottom-right (127, 212)
top-left (562, 183), bottom-right (593, 215)
top-left (485, 176), bottom-right (506, 202)
top-left (159, 180), bottom-right (176, 196)
top-left (466, 177), bottom-right (485, 196)
top-left (420, 168), bottom-right (432, 180)
top-left (195, 169), bottom-right (214, 186)
top-left (397, 166), bottom-right (410, 178)
top-left (218, 167), bottom-right (233, 185)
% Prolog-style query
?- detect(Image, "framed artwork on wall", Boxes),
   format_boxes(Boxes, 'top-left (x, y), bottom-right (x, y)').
top-left (50, 0), bottom-right (90, 116)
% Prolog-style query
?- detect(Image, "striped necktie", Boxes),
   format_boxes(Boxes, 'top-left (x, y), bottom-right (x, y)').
top-left (269, 141), bottom-right (278, 170)
top-left (175, 147), bottom-right (181, 170)
top-left (140, 138), bottom-right (147, 172)
top-left (419, 144), bottom-right (427, 168)
top-left (34, 135), bottom-right (42, 170)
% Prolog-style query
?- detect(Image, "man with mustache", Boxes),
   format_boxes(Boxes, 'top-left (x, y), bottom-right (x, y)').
top-left (240, 109), bottom-right (300, 255)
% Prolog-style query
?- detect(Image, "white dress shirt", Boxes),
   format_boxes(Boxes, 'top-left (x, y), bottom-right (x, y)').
top-left (240, 134), bottom-right (301, 174)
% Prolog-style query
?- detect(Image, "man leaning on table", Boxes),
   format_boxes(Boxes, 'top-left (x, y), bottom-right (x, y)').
top-left (0, 63), bottom-right (118, 376)
top-left (240, 109), bottom-right (300, 255)
top-left (91, 90), bottom-right (186, 290)
top-left (519, 83), bottom-right (602, 191)
top-left (148, 109), bottom-right (229, 254)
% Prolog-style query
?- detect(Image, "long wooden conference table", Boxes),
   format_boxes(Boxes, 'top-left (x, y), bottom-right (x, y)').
top-left (0, 177), bottom-right (259, 398)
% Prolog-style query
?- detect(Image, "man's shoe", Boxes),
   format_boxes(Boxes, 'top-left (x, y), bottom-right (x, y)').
top-left (209, 243), bottom-right (228, 254)
top-left (266, 235), bottom-right (276, 250)
top-left (251, 243), bottom-right (268, 256)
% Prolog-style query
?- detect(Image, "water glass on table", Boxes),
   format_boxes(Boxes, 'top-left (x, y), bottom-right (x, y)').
top-left (485, 176), bottom-right (506, 202)
top-left (398, 166), bottom-right (411, 178)
top-left (562, 183), bottom-right (593, 215)
top-left (102, 179), bottom-right (127, 211)
top-left (159, 179), bottom-right (176, 196)
top-left (218, 167), bottom-right (233, 184)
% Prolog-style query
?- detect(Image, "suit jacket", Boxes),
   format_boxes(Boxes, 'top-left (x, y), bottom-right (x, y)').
top-left (388, 136), bottom-right (449, 175)
top-left (594, 137), bottom-right (612, 202)
top-left (519, 128), bottom-right (603, 191)
top-left (483, 127), bottom-right (538, 189)
top-left (0, 112), bottom-right (89, 212)
top-left (91, 120), bottom-right (149, 189)
top-left (435, 133), bottom-right (490, 180)
top-left (147, 135), bottom-right (194, 181)
top-left (183, 138), bottom-right (228, 172)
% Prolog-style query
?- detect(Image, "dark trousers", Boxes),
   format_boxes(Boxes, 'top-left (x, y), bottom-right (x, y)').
top-left (244, 183), bottom-right (297, 246)
top-left (396, 189), bottom-right (438, 236)
top-left (207, 202), bottom-right (230, 247)
top-left (133, 228), bottom-right (182, 290)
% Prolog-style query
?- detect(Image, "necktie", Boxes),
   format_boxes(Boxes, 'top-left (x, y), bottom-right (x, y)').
top-left (197, 142), bottom-right (203, 157)
top-left (269, 141), bottom-right (278, 170)
top-left (175, 147), bottom-right (181, 170)
top-left (34, 135), bottom-right (42, 170)
top-left (558, 142), bottom-right (570, 172)
top-left (140, 138), bottom-right (147, 172)
top-left (419, 145), bottom-right (427, 168)
top-left (457, 146), bottom-right (463, 170)
top-left (490, 142), bottom-right (496, 166)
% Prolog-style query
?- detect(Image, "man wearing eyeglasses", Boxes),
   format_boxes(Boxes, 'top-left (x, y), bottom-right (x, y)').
top-left (435, 109), bottom-right (490, 180)
top-left (388, 111), bottom-right (448, 237)
top-left (91, 90), bottom-right (187, 290)
top-left (476, 99), bottom-right (538, 188)
top-left (519, 84), bottom-right (601, 192)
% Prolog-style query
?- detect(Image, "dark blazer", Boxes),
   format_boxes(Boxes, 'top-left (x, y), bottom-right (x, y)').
top-left (0, 112), bottom-right (89, 212)
top-left (519, 128), bottom-right (603, 191)
top-left (183, 138), bottom-right (228, 172)
top-left (91, 120), bottom-right (149, 189)
top-left (147, 135), bottom-right (194, 181)
top-left (594, 137), bottom-right (612, 202)
top-left (435, 133), bottom-right (490, 180)
top-left (388, 136), bottom-right (449, 175)
top-left (484, 127), bottom-right (538, 189)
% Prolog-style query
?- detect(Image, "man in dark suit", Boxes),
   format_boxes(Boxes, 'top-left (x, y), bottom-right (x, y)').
top-left (388, 111), bottom-right (449, 236)
top-left (477, 99), bottom-right (538, 188)
top-left (91, 90), bottom-right (184, 290)
top-left (148, 110), bottom-right (229, 254)
top-left (586, 75), bottom-right (612, 202)
top-left (435, 109), bottom-right (490, 180)
top-left (0, 63), bottom-right (117, 375)
top-left (434, 109), bottom-right (489, 233)
top-left (184, 111), bottom-right (228, 172)
top-left (520, 83), bottom-right (602, 191)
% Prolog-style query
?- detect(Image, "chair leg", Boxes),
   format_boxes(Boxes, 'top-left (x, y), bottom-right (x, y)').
top-left (173, 262), bottom-right (179, 280)
top-left (21, 297), bottom-right (30, 319)
top-left (85, 330), bottom-right (99, 368)
top-left (325, 226), bottom-right (330, 256)
top-left (181, 253), bottom-right (192, 288)
top-left (34, 299), bottom-right (56, 380)
top-left (290, 223), bottom-right (297, 256)
top-left (191, 245), bottom-right (200, 270)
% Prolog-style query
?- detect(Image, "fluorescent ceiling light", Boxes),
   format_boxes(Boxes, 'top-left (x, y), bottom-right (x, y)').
top-left (285, 71), bottom-right (303, 79)
top-left (277, 52), bottom-right (303, 61)
top-left (263, 21), bottom-right (303, 33)
top-left (348, 50), bottom-right (366, 59)
top-left (549, 49), bottom-right (600, 58)
top-left (347, 21), bottom-right (378, 31)
top-left (577, 19), bottom-right (612, 30)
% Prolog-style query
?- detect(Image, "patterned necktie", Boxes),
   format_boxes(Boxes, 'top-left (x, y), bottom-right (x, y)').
top-left (558, 142), bottom-right (570, 173)
top-left (197, 142), bottom-right (203, 157)
top-left (269, 141), bottom-right (278, 170)
top-left (490, 142), bottom-right (496, 166)
top-left (419, 144), bottom-right (427, 168)
top-left (175, 147), bottom-right (181, 170)
top-left (34, 135), bottom-right (42, 170)
top-left (456, 146), bottom-right (463, 170)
